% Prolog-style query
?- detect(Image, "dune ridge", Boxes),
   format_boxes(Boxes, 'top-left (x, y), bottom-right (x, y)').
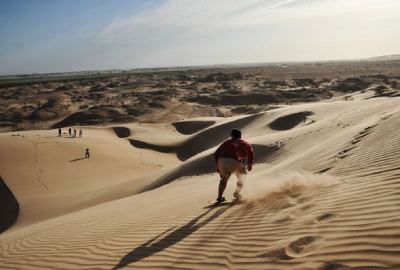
top-left (1, 95), bottom-right (400, 269)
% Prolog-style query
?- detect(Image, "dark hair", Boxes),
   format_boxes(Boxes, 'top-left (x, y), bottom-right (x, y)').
top-left (230, 128), bottom-right (241, 138)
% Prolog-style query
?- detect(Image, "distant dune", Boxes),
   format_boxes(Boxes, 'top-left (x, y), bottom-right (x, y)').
top-left (367, 54), bottom-right (400, 61)
top-left (1, 59), bottom-right (399, 133)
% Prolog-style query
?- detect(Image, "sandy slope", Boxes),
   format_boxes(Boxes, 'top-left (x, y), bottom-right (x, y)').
top-left (0, 126), bottom-right (179, 230)
top-left (1, 95), bottom-right (400, 269)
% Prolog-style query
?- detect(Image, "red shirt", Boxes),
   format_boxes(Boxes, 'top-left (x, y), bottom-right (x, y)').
top-left (214, 138), bottom-right (254, 165)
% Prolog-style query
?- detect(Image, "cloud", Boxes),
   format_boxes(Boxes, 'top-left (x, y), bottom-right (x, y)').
top-left (2, 0), bottom-right (398, 75)
top-left (95, 0), bottom-right (316, 43)
top-left (7, 0), bottom-right (399, 74)
top-left (96, 0), bottom-right (400, 51)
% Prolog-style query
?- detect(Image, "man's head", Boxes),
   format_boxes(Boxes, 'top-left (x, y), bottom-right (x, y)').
top-left (230, 128), bottom-right (241, 139)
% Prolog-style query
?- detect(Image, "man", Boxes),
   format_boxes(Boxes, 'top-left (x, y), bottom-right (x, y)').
top-left (213, 128), bottom-right (254, 203)
top-left (85, 148), bottom-right (91, 158)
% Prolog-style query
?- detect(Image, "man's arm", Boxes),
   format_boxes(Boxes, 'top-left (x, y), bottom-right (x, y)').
top-left (214, 143), bottom-right (224, 172)
top-left (214, 146), bottom-right (220, 164)
top-left (247, 143), bottom-right (254, 171)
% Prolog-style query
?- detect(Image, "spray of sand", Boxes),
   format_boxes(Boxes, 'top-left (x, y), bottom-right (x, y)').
top-left (241, 171), bottom-right (339, 208)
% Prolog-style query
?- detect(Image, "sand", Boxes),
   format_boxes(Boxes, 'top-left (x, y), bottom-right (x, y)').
top-left (1, 93), bottom-right (400, 269)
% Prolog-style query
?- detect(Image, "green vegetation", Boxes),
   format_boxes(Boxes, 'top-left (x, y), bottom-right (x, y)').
top-left (374, 85), bottom-right (387, 95)
top-left (0, 68), bottom-right (193, 88)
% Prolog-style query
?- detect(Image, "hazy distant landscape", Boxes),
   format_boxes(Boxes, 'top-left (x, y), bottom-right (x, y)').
top-left (1, 56), bottom-right (399, 133)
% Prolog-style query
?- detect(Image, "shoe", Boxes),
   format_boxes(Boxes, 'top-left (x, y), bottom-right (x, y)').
top-left (233, 191), bottom-right (242, 200)
top-left (216, 197), bottom-right (226, 203)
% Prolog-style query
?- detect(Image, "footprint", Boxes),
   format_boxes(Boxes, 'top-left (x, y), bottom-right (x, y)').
top-left (318, 167), bottom-right (332, 173)
top-left (354, 133), bottom-right (369, 140)
top-left (285, 236), bottom-right (324, 258)
top-left (258, 247), bottom-right (292, 261)
top-left (315, 213), bottom-right (335, 223)
top-left (294, 261), bottom-right (351, 270)
top-left (259, 236), bottom-right (324, 261)
top-left (341, 147), bottom-right (356, 153)
top-left (351, 139), bottom-right (361, 145)
top-left (271, 213), bottom-right (292, 223)
top-left (289, 204), bottom-right (314, 219)
top-left (297, 196), bottom-right (312, 204)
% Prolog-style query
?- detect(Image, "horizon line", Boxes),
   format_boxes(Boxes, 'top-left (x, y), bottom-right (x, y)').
top-left (1, 54), bottom-right (399, 77)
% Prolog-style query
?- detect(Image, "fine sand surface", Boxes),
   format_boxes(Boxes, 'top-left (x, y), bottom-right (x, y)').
top-left (1, 94), bottom-right (400, 269)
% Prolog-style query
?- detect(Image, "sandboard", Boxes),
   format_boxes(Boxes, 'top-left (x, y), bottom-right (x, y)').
top-left (207, 198), bottom-right (242, 206)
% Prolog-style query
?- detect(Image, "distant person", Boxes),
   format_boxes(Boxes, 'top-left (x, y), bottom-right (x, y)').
top-left (69, 128), bottom-right (72, 136)
top-left (58, 128), bottom-right (61, 137)
top-left (73, 129), bottom-right (77, 138)
top-left (213, 128), bottom-right (254, 203)
top-left (85, 148), bottom-right (91, 158)
top-left (79, 129), bottom-right (83, 138)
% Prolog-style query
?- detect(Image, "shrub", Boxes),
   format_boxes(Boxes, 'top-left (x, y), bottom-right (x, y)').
top-left (344, 96), bottom-right (354, 101)
top-left (374, 85), bottom-right (387, 95)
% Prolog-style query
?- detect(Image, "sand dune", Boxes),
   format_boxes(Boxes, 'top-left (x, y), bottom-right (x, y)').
top-left (1, 95), bottom-right (400, 269)
top-left (0, 127), bottom-right (179, 230)
top-left (0, 176), bottom-right (19, 234)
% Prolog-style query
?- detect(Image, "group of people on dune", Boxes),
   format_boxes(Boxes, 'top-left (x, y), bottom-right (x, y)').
top-left (58, 127), bottom-right (83, 138)
top-left (58, 127), bottom-right (90, 159)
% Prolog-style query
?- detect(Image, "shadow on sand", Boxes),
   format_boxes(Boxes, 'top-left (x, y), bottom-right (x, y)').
top-left (111, 207), bottom-right (228, 270)
top-left (69, 157), bottom-right (86, 162)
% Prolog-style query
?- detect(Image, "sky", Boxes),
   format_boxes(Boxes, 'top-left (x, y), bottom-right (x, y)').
top-left (0, 0), bottom-right (399, 75)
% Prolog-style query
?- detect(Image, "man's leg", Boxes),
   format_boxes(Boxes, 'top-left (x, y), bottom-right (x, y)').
top-left (218, 179), bottom-right (228, 199)
top-left (217, 161), bottom-right (231, 200)
top-left (234, 176), bottom-right (246, 199)
top-left (233, 164), bottom-right (247, 199)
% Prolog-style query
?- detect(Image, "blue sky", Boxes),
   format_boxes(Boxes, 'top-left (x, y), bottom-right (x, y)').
top-left (0, 0), bottom-right (399, 75)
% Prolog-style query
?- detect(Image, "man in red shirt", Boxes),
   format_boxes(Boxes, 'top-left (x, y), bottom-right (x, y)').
top-left (213, 128), bottom-right (254, 203)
